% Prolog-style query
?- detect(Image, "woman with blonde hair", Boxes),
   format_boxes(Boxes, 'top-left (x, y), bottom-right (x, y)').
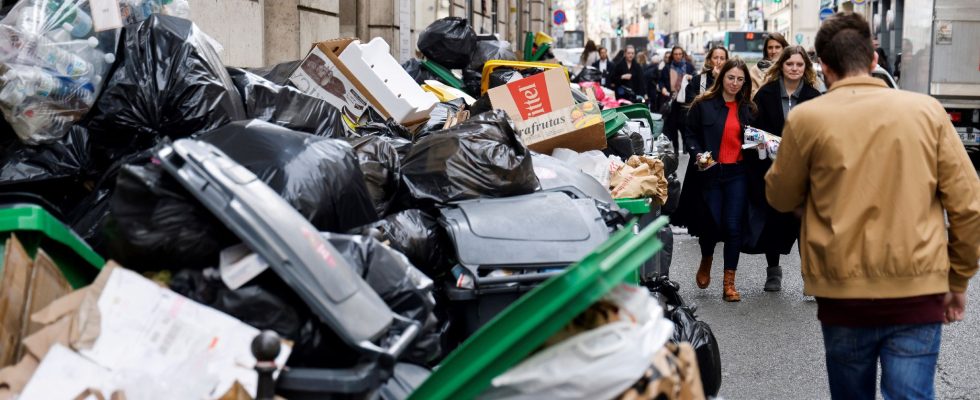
top-left (745, 45), bottom-right (821, 292)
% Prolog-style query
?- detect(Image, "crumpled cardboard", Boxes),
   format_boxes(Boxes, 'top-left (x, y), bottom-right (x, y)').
top-left (609, 156), bottom-right (669, 204)
top-left (615, 342), bottom-right (705, 400)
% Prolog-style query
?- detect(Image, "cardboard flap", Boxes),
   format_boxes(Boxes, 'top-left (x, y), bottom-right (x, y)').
top-left (0, 236), bottom-right (32, 367)
top-left (25, 250), bottom-right (72, 337)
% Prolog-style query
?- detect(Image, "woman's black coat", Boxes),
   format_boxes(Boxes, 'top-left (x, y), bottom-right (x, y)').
top-left (742, 79), bottom-right (821, 255)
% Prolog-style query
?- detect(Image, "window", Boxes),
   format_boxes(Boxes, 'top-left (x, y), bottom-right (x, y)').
top-left (718, 1), bottom-right (736, 20)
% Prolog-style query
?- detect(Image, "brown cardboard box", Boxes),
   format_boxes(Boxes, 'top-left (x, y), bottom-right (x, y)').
top-left (0, 236), bottom-right (31, 367)
top-left (488, 68), bottom-right (606, 154)
top-left (289, 38), bottom-right (386, 124)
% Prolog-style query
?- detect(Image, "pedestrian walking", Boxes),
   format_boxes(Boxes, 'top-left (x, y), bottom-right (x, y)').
top-left (671, 46), bottom-right (728, 267)
top-left (683, 58), bottom-right (759, 302)
top-left (611, 45), bottom-right (646, 101)
top-left (579, 40), bottom-right (600, 73)
top-left (659, 46), bottom-right (696, 154)
top-left (749, 33), bottom-right (788, 97)
top-left (592, 47), bottom-right (612, 87)
top-left (765, 12), bottom-right (980, 399)
top-left (745, 45), bottom-right (821, 292)
top-left (644, 53), bottom-right (663, 111)
top-left (873, 36), bottom-right (890, 74)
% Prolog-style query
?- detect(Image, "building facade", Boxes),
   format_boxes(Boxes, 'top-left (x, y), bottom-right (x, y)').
top-left (186, 0), bottom-right (549, 68)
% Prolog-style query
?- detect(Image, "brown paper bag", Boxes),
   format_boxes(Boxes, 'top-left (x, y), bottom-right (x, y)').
top-left (609, 156), bottom-right (669, 204)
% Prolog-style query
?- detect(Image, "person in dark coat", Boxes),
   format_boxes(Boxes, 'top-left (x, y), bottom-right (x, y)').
top-left (683, 58), bottom-right (759, 302)
top-left (671, 46), bottom-right (728, 250)
top-left (659, 46), bottom-right (696, 154)
top-left (592, 47), bottom-right (612, 86)
top-left (610, 45), bottom-right (646, 101)
top-left (746, 45), bottom-right (821, 292)
top-left (644, 54), bottom-right (662, 111)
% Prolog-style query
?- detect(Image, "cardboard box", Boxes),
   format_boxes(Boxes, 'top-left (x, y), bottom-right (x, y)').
top-left (0, 236), bottom-right (71, 367)
top-left (488, 68), bottom-right (606, 154)
top-left (289, 37), bottom-right (437, 126)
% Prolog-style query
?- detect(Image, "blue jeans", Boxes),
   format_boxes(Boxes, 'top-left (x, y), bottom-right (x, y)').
top-left (822, 323), bottom-right (942, 400)
top-left (702, 163), bottom-right (747, 270)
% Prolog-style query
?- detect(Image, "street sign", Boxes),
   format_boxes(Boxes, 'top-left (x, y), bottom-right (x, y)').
top-left (795, 33), bottom-right (804, 44)
top-left (553, 9), bottom-right (566, 25)
top-left (819, 8), bottom-right (834, 21)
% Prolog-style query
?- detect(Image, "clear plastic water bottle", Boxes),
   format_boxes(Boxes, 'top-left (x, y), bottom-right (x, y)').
top-left (47, 0), bottom-right (93, 38)
top-left (19, 35), bottom-right (94, 78)
top-left (0, 65), bottom-right (96, 107)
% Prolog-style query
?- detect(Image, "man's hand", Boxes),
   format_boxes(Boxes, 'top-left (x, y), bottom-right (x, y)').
top-left (944, 292), bottom-right (967, 323)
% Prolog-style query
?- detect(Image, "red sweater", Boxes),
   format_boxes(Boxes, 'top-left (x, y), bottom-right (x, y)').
top-left (718, 101), bottom-right (743, 164)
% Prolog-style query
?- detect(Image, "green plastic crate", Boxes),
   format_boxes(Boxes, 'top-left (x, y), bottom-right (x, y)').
top-left (602, 109), bottom-right (628, 138)
top-left (0, 205), bottom-right (104, 288)
top-left (409, 216), bottom-right (669, 400)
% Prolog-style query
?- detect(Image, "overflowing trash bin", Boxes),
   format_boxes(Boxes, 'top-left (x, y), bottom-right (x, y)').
top-left (0, 9), bottom-right (724, 399)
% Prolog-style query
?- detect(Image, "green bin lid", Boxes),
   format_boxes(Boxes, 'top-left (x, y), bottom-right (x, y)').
top-left (409, 216), bottom-right (669, 400)
top-left (615, 198), bottom-right (652, 215)
top-left (602, 109), bottom-right (628, 138)
top-left (421, 60), bottom-right (464, 90)
top-left (615, 103), bottom-right (655, 133)
top-left (0, 205), bottom-right (104, 288)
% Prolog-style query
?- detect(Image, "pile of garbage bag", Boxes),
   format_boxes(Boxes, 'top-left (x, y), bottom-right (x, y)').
top-left (0, 9), bottom-right (722, 398)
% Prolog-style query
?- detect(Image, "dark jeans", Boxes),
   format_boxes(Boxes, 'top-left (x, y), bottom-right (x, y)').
top-left (662, 100), bottom-right (684, 154)
top-left (702, 163), bottom-right (747, 270)
top-left (822, 323), bottom-right (942, 400)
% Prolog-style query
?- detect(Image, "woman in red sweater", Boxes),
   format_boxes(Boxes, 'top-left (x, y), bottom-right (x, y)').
top-left (682, 58), bottom-right (758, 302)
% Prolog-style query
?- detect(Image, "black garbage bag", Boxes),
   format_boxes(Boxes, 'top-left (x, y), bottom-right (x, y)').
top-left (462, 68), bottom-right (482, 98)
top-left (402, 58), bottom-right (446, 87)
top-left (413, 99), bottom-right (467, 141)
top-left (199, 120), bottom-right (378, 231)
top-left (653, 134), bottom-right (679, 175)
top-left (488, 67), bottom-right (519, 90)
top-left (662, 174), bottom-right (681, 215)
top-left (667, 303), bottom-right (723, 397)
top-left (244, 60), bottom-right (302, 86)
top-left (352, 209), bottom-right (454, 279)
top-left (109, 162), bottom-right (237, 271)
top-left (604, 131), bottom-right (636, 159)
top-left (226, 67), bottom-right (345, 138)
top-left (0, 124), bottom-right (94, 186)
top-left (344, 135), bottom-right (406, 217)
top-left (417, 17), bottom-right (477, 69)
top-left (575, 66), bottom-right (602, 83)
top-left (322, 232), bottom-right (441, 364)
top-left (658, 225), bottom-right (674, 278)
top-left (355, 108), bottom-right (414, 143)
top-left (469, 95), bottom-right (494, 116)
top-left (399, 110), bottom-right (539, 205)
top-left (87, 15), bottom-right (245, 162)
top-left (468, 40), bottom-right (517, 72)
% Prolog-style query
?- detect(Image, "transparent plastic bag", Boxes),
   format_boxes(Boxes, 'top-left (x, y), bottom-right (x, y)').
top-left (0, 0), bottom-right (190, 144)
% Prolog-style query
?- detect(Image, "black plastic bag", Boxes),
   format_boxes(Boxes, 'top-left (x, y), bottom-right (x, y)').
top-left (227, 68), bottom-right (345, 138)
top-left (355, 108), bottom-right (414, 142)
top-left (604, 131), bottom-right (636, 159)
top-left (344, 135), bottom-right (404, 217)
top-left (402, 58), bottom-right (442, 86)
top-left (469, 95), bottom-right (494, 116)
top-left (399, 110), bottom-right (539, 205)
top-left (575, 66), bottom-right (602, 83)
top-left (667, 304), bottom-right (723, 397)
top-left (417, 17), bottom-right (477, 69)
top-left (468, 40), bottom-right (517, 71)
top-left (322, 233), bottom-right (441, 364)
top-left (662, 174), bottom-right (681, 215)
top-left (488, 67), bottom-right (519, 90)
top-left (244, 60), bottom-right (302, 86)
top-left (462, 68), bottom-right (482, 98)
top-left (87, 15), bottom-right (245, 161)
top-left (0, 124), bottom-right (94, 186)
top-left (199, 120), bottom-right (378, 231)
top-left (353, 209), bottom-right (454, 279)
top-left (658, 225), bottom-right (674, 277)
top-left (109, 162), bottom-right (237, 271)
top-left (653, 134), bottom-right (679, 175)
top-left (413, 99), bottom-right (467, 141)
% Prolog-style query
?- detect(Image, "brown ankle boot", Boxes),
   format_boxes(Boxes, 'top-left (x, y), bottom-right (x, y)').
top-left (696, 256), bottom-right (713, 289)
top-left (723, 269), bottom-right (741, 302)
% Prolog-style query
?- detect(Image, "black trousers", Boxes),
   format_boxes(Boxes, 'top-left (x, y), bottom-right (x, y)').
top-left (662, 100), bottom-right (684, 154)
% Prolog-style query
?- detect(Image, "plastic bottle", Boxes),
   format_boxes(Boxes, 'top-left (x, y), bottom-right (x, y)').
top-left (0, 65), bottom-right (95, 107)
top-left (47, 0), bottom-right (93, 38)
top-left (20, 35), bottom-right (95, 78)
top-left (7, 102), bottom-right (79, 144)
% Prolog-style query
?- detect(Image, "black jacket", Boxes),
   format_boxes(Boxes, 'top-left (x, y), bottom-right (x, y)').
top-left (592, 59), bottom-right (612, 86)
top-left (610, 59), bottom-right (646, 96)
top-left (751, 79), bottom-right (821, 136)
top-left (682, 95), bottom-right (755, 157)
top-left (682, 71), bottom-right (715, 105)
top-left (644, 63), bottom-right (661, 100)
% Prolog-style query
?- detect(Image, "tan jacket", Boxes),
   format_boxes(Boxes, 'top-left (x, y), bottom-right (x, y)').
top-left (749, 63), bottom-right (766, 98)
top-left (766, 76), bottom-right (980, 299)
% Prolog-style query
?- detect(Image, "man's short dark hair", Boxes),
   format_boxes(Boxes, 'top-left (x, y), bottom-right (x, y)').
top-left (815, 12), bottom-right (874, 76)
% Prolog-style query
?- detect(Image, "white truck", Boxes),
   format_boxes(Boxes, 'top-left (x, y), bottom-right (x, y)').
top-left (899, 0), bottom-right (979, 171)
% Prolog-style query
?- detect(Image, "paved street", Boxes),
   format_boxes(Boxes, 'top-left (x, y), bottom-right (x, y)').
top-left (669, 154), bottom-right (980, 399)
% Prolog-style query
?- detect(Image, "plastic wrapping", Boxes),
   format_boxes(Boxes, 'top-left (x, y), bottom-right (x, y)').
top-left (344, 135), bottom-right (405, 216)
top-left (667, 304), bottom-right (722, 397)
top-left (353, 209), bottom-right (454, 279)
top-left (0, 123), bottom-right (92, 185)
top-left (462, 68), bottom-right (482, 97)
top-left (468, 40), bottom-right (516, 71)
top-left (226, 67), bottom-right (345, 138)
top-left (109, 162), bottom-right (237, 271)
top-left (244, 59), bottom-right (301, 86)
top-left (0, 0), bottom-right (190, 144)
top-left (399, 110), bottom-right (539, 205)
top-left (199, 120), bottom-right (379, 232)
top-left (417, 17), bottom-right (476, 69)
top-left (413, 98), bottom-right (466, 141)
top-left (651, 134), bottom-right (678, 175)
top-left (87, 15), bottom-right (244, 160)
top-left (402, 58), bottom-right (441, 85)
top-left (662, 174), bottom-right (681, 215)
top-left (574, 66), bottom-right (602, 83)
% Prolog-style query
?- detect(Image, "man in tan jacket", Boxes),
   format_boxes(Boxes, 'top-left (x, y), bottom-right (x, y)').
top-left (765, 12), bottom-right (980, 400)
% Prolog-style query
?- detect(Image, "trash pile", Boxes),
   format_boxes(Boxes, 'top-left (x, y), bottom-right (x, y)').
top-left (0, 9), bottom-right (720, 399)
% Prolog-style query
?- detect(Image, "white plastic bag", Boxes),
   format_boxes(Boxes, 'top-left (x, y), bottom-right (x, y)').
top-left (552, 148), bottom-right (618, 187)
top-left (480, 285), bottom-right (674, 400)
